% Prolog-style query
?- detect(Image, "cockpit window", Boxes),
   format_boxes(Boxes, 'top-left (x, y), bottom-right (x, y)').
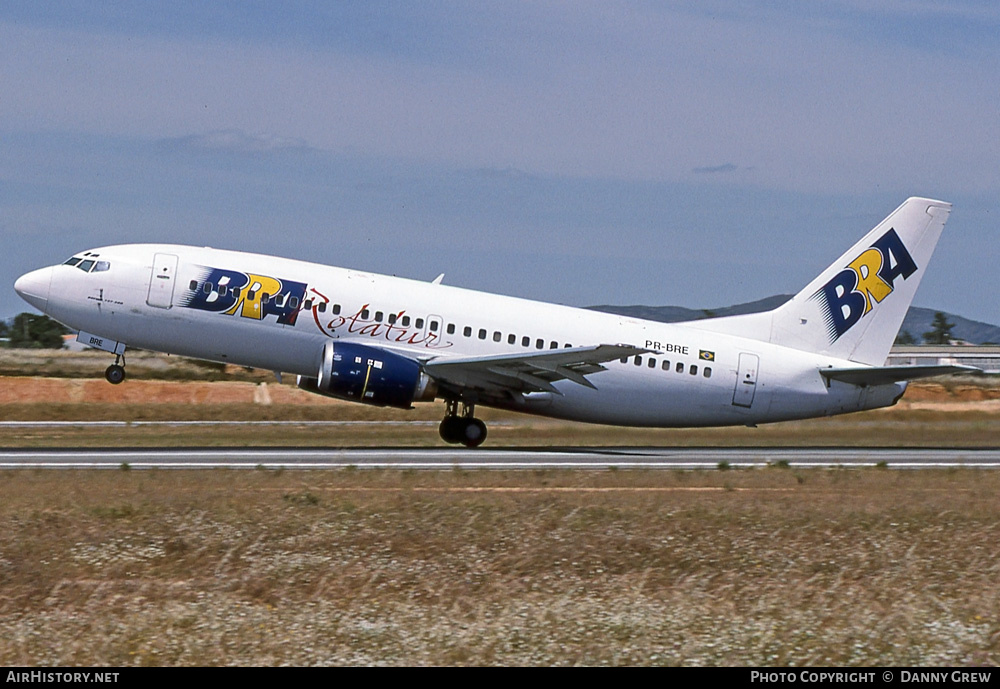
top-left (63, 255), bottom-right (111, 273)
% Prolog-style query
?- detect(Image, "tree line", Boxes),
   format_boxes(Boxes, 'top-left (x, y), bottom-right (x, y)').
top-left (1, 313), bottom-right (70, 348)
top-left (895, 312), bottom-right (957, 345)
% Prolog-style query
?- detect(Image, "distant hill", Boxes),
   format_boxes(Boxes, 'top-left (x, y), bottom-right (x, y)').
top-left (589, 297), bottom-right (1000, 345)
top-left (897, 307), bottom-right (1000, 345)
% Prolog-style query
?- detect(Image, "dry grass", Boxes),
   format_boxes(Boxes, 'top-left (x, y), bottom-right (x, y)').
top-left (2, 367), bottom-right (1000, 665)
top-left (2, 404), bottom-right (1000, 448)
top-left (1, 468), bottom-right (999, 666)
top-left (0, 349), bottom-right (269, 382)
top-left (2, 368), bottom-right (999, 448)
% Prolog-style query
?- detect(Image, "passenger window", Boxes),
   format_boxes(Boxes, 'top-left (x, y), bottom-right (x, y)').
top-left (388, 313), bottom-right (397, 324)
top-left (261, 293), bottom-right (270, 304)
top-left (634, 356), bottom-right (643, 366)
top-left (565, 343), bottom-right (572, 348)
top-left (507, 334), bottom-right (516, 344)
top-left (550, 341), bottom-right (558, 349)
top-left (189, 280), bottom-right (198, 291)
top-left (361, 309), bottom-right (370, 320)
top-left (676, 362), bottom-right (684, 373)
top-left (464, 326), bottom-right (472, 337)
top-left (317, 302), bottom-right (326, 313)
top-left (704, 367), bottom-right (712, 378)
top-left (447, 324), bottom-right (455, 335)
top-left (430, 321), bottom-right (439, 331)
top-left (304, 299), bottom-right (313, 310)
top-left (690, 365), bottom-right (698, 375)
top-left (648, 358), bottom-right (656, 369)
top-left (332, 304), bottom-right (341, 315)
top-left (620, 357), bottom-right (628, 364)
top-left (415, 318), bottom-right (424, 329)
top-left (219, 285), bottom-right (228, 297)
top-left (247, 290), bottom-right (256, 300)
top-left (661, 360), bottom-right (670, 371)
top-left (289, 296), bottom-right (298, 309)
top-left (402, 316), bottom-right (410, 326)
top-left (232, 288), bottom-right (241, 300)
top-left (493, 331), bottom-right (501, 342)
top-left (535, 339), bottom-right (544, 349)
top-left (478, 329), bottom-right (487, 340)
top-left (204, 282), bottom-right (213, 294)
top-left (522, 336), bottom-right (530, 347)
top-left (375, 311), bottom-right (383, 322)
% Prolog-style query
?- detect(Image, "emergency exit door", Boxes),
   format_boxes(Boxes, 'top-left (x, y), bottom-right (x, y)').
top-left (732, 353), bottom-right (759, 408)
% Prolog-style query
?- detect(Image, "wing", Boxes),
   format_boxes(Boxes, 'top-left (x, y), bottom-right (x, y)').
top-left (423, 344), bottom-right (650, 399)
top-left (821, 364), bottom-right (980, 386)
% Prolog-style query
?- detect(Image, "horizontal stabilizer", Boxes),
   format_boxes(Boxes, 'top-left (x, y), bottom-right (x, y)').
top-left (821, 364), bottom-right (980, 386)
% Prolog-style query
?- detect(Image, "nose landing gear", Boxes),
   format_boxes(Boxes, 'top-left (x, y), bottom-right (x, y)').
top-left (104, 352), bottom-right (126, 385)
top-left (439, 399), bottom-right (488, 447)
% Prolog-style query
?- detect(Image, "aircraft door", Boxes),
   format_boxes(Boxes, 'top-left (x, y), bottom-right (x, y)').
top-left (147, 253), bottom-right (179, 309)
top-left (732, 353), bottom-right (759, 408)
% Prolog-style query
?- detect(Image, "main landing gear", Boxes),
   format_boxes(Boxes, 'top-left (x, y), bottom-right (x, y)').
top-left (105, 352), bottom-right (126, 385)
top-left (439, 399), bottom-right (487, 448)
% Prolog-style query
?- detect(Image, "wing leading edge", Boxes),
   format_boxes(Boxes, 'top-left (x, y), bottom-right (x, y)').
top-left (423, 344), bottom-right (651, 397)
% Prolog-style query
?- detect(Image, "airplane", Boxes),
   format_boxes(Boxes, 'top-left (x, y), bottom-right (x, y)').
top-left (13, 197), bottom-right (976, 447)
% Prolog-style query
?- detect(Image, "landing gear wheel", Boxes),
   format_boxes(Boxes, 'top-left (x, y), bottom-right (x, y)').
top-left (105, 364), bottom-right (125, 385)
top-left (460, 418), bottom-right (487, 448)
top-left (439, 399), bottom-right (488, 448)
top-left (439, 416), bottom-right (465, 444)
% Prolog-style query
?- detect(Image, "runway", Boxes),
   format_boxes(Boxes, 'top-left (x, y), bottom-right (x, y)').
top-left (2, 446), bottom-right (1000, 469)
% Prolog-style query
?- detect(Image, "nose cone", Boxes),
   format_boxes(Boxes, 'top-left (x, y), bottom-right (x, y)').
top-left (14, 266), bottom-right (54, 312)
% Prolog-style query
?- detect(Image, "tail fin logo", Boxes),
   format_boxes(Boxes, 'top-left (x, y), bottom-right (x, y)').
top-left (812, 228), bottom-right (917, 342)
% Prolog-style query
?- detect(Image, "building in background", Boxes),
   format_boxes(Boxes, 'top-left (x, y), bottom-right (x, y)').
top-left (887, 346), bottom-right (1000, 374)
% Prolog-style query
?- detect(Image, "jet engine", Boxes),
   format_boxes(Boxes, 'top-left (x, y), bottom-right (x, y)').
top-left (297, 341), bottom-right (437, 409)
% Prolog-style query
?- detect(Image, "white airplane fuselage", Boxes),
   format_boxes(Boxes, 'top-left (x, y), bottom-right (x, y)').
top-left (14, 241), bottom-right (905, 429)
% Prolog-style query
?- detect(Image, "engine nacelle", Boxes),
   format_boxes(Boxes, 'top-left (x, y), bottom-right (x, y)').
top-left (297, 341), bottom-right (437, 409)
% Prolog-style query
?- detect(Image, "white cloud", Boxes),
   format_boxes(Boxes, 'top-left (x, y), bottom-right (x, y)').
top-left (162, 130), bottom-right (310, 154)
top-left (1, 5), bottom-right (998, 196)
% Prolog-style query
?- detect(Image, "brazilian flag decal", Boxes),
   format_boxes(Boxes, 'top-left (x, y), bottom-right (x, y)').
top-left (699, 350), bottom-right (715, 362)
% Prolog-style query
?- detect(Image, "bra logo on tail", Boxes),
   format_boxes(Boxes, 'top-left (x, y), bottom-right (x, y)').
top-left (813, 228), bottom-right (917, 342)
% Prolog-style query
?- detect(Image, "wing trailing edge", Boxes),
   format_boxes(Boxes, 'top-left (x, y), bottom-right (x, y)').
top-left (423, 344), bottom-right (652, 397)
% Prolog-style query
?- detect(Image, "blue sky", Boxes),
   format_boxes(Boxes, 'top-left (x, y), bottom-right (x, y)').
top-left (3, 1), bottom-right (998, 325)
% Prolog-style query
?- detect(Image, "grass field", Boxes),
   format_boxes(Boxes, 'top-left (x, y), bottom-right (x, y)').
top-left (1, 368), bottom-right (999, 448)
top-left (2, 361), bottom-right (999, 665)
top-left (4, 405), bottom-right (1000, 448)
top-left (2, 468), bottom-right (998, 666)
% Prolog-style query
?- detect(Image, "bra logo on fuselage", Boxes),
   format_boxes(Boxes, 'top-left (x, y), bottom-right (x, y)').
top-left (812, 228), bottom-right (917, 342)
top-left (181, 266), bottom-right (307, 326)
top-left (180, 267), bottom-right (454, 349)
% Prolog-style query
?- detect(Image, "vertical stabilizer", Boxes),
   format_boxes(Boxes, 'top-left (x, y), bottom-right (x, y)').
top-left (692, 197), bottom-right (951, 365)
top-left (769, 197), bottom-right (951, 364)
